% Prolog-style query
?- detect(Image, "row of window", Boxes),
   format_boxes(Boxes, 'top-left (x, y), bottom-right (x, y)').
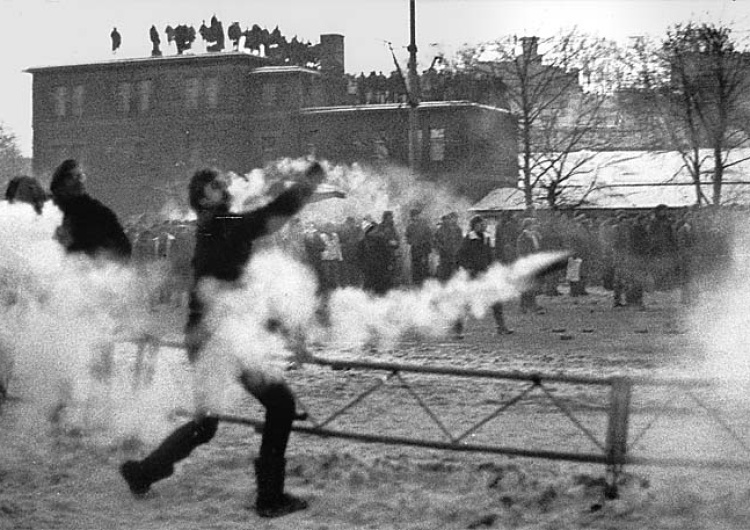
top-left (52, 77), bottom-right (220, 117)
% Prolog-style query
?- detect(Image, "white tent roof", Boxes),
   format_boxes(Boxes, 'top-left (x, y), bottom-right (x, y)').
top-left (471, 149), bottom-right (750, 212)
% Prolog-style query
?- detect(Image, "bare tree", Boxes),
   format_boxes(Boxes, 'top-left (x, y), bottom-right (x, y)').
top-left (619, 24), bottom-right (750, 206)
top-left (0, 124), bottom-right (29, 186)
top-left (457, 29), bottom-right (621, 210)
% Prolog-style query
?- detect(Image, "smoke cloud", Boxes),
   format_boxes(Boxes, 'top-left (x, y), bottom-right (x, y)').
top-left (0, 159), bottom-right (558, 446)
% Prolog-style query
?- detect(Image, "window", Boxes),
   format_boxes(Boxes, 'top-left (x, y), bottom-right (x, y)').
top-left (54, 86), bottom-right (68, 117)
top-left (137, 80), bottom-right (153, 113)
top-left (117, 82), bottom-right (132, 114)
top-left (205, 77), bottom-right (219, 109)
top-left (262, 82), bottom-right (277, 106)
top-left (71, 85), bottom-right (85, 117)
top-left (429, 128), bottom-right (445, 161)
top-left (186, 78), bottom-right (201, 110)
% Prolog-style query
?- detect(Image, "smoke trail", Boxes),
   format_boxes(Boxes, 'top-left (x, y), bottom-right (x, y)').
top-left (189, 249), bottom-right (566, 414)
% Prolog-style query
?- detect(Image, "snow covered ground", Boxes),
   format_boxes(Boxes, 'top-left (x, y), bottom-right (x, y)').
top-left (3, 287), bottom-right (750, 529)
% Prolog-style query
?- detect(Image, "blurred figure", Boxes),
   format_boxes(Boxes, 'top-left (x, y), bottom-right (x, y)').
top-left (319, 222), bottom-right (343, 293)
top-left (405, 208), bottom-right (433, 286)
top-left (356, 220), bottom-right (391, 295)
top-left (49, 159), bottom-right (132, 262)
top-left (454, 216), bottom-right (512, 338)
top-left (516, 217), bottom-right (544, 314)
top-left (149, 25), bottom-right (162, 57)
top-left (434, 212), bottom-right (463, 282)
top-left (648, 204), bottom-right (678, 291)
top-left (111, 27), bottom-right (122, 54)
top-left (5, 176), bottom-right (47, 214)
top-left (338, 216), bottom-right (363, 287)
top-left (375, 210), bottom-right (400, 290)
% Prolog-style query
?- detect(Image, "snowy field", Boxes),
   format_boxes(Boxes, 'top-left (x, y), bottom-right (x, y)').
top-left (3, 286), bottom-right (750, 530)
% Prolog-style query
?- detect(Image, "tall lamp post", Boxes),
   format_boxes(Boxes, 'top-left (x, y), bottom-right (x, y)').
top-left (407, 0), bottom-right (420, 171)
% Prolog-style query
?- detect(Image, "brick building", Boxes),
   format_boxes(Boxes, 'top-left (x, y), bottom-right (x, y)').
top-left (26, 34), bottom-right (517, 218)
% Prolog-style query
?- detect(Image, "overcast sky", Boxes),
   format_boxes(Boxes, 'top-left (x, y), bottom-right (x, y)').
top-left (0, 0), bottom-right (745, 157)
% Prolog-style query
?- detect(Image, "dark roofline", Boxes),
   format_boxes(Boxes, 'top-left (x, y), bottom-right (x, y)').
top-left (25, 50), bottom-right (276, 74)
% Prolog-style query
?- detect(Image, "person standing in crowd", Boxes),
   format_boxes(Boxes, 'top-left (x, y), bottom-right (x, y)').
top-left (376, 210), bottom-right (400, 290)
top-left (675, 208), bottom-right (696, 305)
top-left (627, 213), bottom-right (651, 309)
top-left (120, 161), bottom-right (327, 518)
top-left (648, 204), bottom-right (678, 291)
top-left (338, 216), bottom-right (363, 287)
top-left (356, 219), bottom-right (391, 295)
top-left (516, 217), bottom-right (544, 314)
top-left (5, 176), bottom-right (47, 214)
top-left (434, 212), bottom-right (463, 282)
top-left (405, 208), bottom-right (433, 286)
top-left (454, 216), bottom-right (513, 337)
top-left (493, 211), bottom-right (518, 265)
top-left (319, 222), bottom-right (343, 294)
top-left (303, 222), bottom-right (325, 290)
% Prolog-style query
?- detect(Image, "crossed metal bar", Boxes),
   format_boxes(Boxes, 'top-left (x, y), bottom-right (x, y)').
top-left (132, 338), bottom-right (750, 490)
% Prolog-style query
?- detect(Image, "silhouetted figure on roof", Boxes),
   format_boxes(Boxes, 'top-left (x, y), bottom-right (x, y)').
top-left (111, 27), bottom-right (121, 54)
top-left (243, 24), bottom-right (268, 55)
top-left (200, 15), bottom-right (224, 52)
top-left (228, 22), bottom-right (242, 50)
top-left (150, 25), bottom-right (162, 57)
top-left (267, 25), bottom-right (287, 63)
top-left (173, 24), bottom-right (196, 54)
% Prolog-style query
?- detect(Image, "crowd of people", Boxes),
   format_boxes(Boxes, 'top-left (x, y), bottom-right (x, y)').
top-left (114, 201), bottom-right (735, 315)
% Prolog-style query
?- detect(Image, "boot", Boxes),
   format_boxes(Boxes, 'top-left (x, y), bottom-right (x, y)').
top-left (120, 459), bottom-right (173, 496)
top-left (119, 418), bottom-right (218, 496)
top-left (254, 456), bottom-right (308, 518)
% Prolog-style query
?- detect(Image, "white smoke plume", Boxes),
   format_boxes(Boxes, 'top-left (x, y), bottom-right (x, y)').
top-left (188, 248), bottom-right (566, 414)
top-left (0, 158), bottom-right (558, 444)
top-left (0, 200), bottom-right (187, 442)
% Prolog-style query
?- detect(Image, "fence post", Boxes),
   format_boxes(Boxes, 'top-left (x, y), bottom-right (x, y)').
top-left (604, 376), bottom-right (631, 499)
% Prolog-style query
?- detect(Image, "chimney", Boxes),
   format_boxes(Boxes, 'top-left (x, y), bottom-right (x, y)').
top-left (319, 34), bottom-right (345, 77)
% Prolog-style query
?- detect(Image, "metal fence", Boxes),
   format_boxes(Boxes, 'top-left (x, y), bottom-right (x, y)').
top-left (135, 337), bottom-right (750, 498)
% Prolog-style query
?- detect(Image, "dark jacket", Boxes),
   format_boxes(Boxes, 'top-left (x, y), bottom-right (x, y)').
top-left (457, 231), bottom-right (493, 279)
top-left (188, 180), bottom-right (316, 327)
top-left (355, 228), bottom-right (391, 294)
top-left (57, 194), bottom-right (132, 261)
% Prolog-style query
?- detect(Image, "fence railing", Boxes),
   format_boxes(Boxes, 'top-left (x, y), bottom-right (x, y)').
top-left (133, 337), bottom-right (750, 498)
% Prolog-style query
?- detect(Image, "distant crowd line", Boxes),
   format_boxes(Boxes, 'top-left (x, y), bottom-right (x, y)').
top-left (3, 173), bottom-right (736, 315)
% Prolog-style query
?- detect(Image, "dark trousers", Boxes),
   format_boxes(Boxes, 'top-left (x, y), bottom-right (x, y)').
top-left (411, 252), bottom-right (430, 286)
top-left (135, 379), bottom-right (297, 485)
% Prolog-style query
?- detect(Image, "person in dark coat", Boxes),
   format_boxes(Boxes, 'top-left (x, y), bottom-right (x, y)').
top-left (454, 216), bottom-right (512, 337)
top-left (149, 25), bottom-right (162, 56)
top-left (49, 159), bottom-right (132, 262)
top-left (120, 161), bottom-right (326, 519)
top-left (433, 212), bottom-right (463, 282)
top-left (356, 220), bottom-right (391, 295)
top-left (111, 27), bottom-right (122, 53)
top-left (5, 176), bottom-right (47, 214)
top-left (405, 208), bottom-right (433, 286)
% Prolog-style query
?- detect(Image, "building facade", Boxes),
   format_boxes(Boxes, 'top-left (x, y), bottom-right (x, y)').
top-left (26, 34), bottom-right (517, 218)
